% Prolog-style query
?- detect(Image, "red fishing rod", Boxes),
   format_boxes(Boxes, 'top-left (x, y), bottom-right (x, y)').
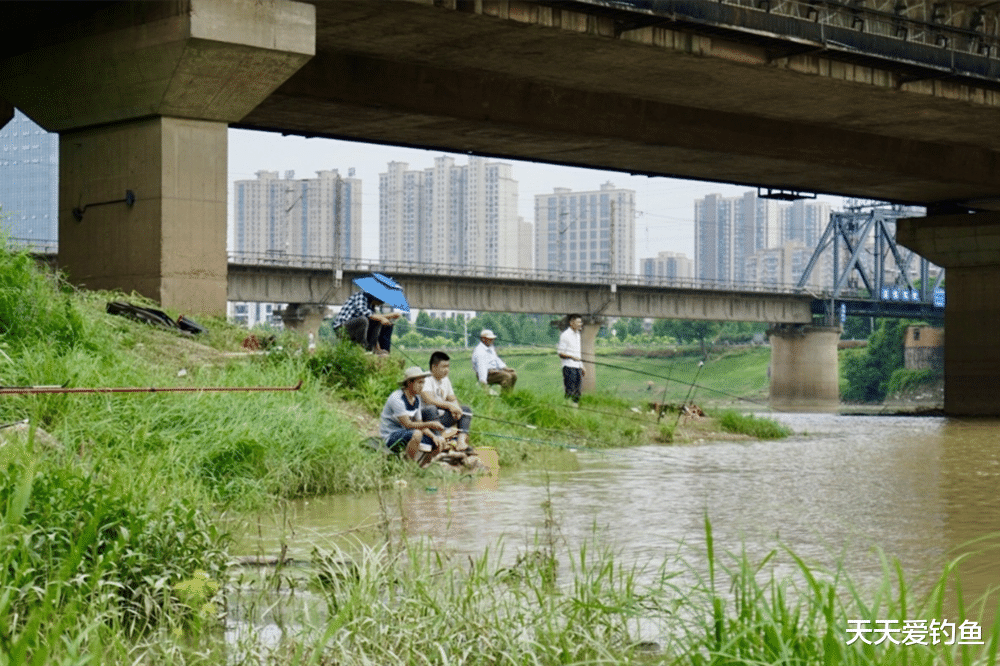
top-left (0, 380), bottom-right (303, 395)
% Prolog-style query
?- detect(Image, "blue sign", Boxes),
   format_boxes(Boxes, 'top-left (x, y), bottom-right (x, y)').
top-left (840, 302), bottom-right (846, 323)
top-left (933, 288), bottom-right (945, 308)
top-left (881, 288), bottom-right (890, 300)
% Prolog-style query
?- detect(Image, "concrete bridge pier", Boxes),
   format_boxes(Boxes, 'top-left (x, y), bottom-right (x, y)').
top-left (0, 0), bottom-right (314, 315)
top-left (898, 213), bottom-right (1000, 416)
top-left (278, 303), bottom-right (326, 342)
top-left (581, 319), bottom-right (601, 394)
top-left (768, 324), bottom-right (841, 412)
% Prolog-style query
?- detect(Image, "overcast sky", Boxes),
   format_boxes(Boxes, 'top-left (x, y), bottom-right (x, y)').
top-left (228, 128), bottom-right (847, 264)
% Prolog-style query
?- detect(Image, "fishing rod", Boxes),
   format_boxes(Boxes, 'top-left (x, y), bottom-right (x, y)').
top-left (0, 380), bottom-right (304, 395)
top-left (396, 328), bottom-right (767, 406)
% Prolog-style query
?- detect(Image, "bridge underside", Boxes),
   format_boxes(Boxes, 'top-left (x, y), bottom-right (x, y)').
top-left (235, 0), bottom-right (1000, 210)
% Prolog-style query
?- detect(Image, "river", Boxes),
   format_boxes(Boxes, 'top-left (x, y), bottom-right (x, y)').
top-left (240, 412), bottom-right (1000, 623)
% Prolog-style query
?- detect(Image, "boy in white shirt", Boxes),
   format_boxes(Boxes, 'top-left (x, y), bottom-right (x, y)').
top-left (421, 351), bottom-right (473, 449)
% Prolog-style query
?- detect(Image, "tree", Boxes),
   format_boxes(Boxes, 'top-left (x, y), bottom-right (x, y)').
top-left (842, 319), bottom-right (905, 403)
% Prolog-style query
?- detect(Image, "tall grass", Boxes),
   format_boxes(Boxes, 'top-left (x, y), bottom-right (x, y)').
top-left (716, 409), bottom-right (792, 439)
top-left (159, 515), bottom-right (997, 666)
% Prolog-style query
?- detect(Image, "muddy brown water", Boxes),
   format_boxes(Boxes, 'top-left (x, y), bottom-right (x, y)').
top-left (239, 413), bottom-right (1000, 623)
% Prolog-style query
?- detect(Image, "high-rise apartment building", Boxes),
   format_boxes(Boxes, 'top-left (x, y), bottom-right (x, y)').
top-left (694, 190), bottom-right (783, 284)
top-left (640, 251), bottom-right (693, 281)
top-left (379, 156), bottom-right (520, 269)
top-left (0, 110), bottom-right (58, 251)
top-left (534, 182), bottom-right (636, 277)
top-left (517, 216), bottom-right (534, 271)
top-left (232, 169), bottom-right (361, 260)
top-left (744, 242), bottom-right (819, 288)
top-left (695, 191), bottom-right (830, 286)
top-left (781, 199), bottom-right (830, 248)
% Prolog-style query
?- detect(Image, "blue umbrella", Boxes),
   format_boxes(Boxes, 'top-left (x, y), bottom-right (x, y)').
top-left (353, 273), bottom-right (410, 312)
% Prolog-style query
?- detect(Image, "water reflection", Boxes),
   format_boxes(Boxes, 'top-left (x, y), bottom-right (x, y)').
top-left (239, 413), bottom-right (1000, 618)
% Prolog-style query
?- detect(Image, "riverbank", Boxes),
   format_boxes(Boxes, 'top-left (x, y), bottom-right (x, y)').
top-left (0, 248), bottom-right (795, 661)
top-left (6, 249), bottom-right (987, 665)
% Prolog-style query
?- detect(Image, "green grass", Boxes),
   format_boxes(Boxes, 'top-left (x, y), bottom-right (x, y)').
top-left (416, 345), bottom-right (773, 408)
top-left (716, 409), bottom-right (792, 439)
top-left (6, 244), bottom-right (945, 664)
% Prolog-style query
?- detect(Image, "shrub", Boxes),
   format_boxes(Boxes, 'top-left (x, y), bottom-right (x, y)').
top-left (717, 410), bottom-right (791, 439)
top-left (0, 450), bottom-right (227, 636)
top-left (886, 367), bottom-right (942, 395)
top-left (0, 248), bottom-right (85, 350)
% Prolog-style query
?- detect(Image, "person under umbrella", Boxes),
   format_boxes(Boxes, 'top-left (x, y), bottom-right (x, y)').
top-left (332, 273), bottom-right (409, 355)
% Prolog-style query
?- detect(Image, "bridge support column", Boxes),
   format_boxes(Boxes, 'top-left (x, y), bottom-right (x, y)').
top-left (768, 324), bottom-right (841, 412)
top-left (60, 118), bottom-right (228, 314)
top-left (278, 303), bottom-right (326, 340)
top-left (898, 212), bottom-right (1000, 415)
top-left (581, 320), bottom-right (601, 394)
top-left (0, 0), bottom-right (314, 315)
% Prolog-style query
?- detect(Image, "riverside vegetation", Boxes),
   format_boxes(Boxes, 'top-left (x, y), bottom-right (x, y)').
top-left (1, 245), bottom-right (995, 664)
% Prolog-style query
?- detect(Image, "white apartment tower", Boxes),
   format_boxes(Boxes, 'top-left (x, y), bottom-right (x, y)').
top-left (534, 182), bottom-right (636, 276)
top-left (641, 251), bottom-right (693, 281)
top-left (695, 190), bottom-right (782, 284)
top-left (232, 169), bottom-right (362, 260)
top-left (379, 156), bottom-right (520, 269)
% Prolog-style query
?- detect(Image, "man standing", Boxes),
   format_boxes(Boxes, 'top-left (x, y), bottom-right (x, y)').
top-left (558, 314), bottom-right (585, 405)
top-left (471, 329), bottom-right (517, 391)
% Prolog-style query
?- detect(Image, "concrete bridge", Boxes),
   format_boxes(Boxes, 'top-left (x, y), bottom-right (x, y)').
top-left (2, 0), bottom-right (997, 413)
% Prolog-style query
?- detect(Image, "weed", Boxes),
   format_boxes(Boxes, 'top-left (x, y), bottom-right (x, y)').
top-left (716, 409), bottom-right (792, 439)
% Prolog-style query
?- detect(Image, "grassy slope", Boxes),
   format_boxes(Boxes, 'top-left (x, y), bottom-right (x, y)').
top-left (411, 344), bottom-right (773, 408)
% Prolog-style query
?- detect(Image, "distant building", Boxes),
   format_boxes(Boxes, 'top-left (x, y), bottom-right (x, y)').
top-left (0, 110), bottom-right (58, 252)
top-left (534, 182), bottom-right (636, 276)
top-left (782, 199), bottom-right (829, 248)
top-left (744, 242), bottom-right (818, 288)
top-left (904, 325), bottom-right (944, 370)
top-left (517, 216), bottom-right (534, 271)
top-left (695, 192), bottom-right (831, 286)
top-left (640, 251), bottom-right (693, 281)
top-left (232, 168), bottom-right (362, 260)
top-left (695, 191), bottom-right (782, 284)
top-left (379, 156), bottom-right (520, 269)
top-left (228, 301), bottom-right (281, 329)
top-left (230, 168), bottom-right (362, 328)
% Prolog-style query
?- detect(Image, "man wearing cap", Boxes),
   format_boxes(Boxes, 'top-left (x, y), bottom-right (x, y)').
top-left (332, 279), bottom-right (403, 355)
top-left (379, 366), bottom-right (446, 466)
top-left (471, 329), bottom-right (517, 391)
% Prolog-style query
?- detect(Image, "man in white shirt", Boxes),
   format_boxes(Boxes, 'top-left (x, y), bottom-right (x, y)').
top-left (557, 314), bottom-right (585, 405)
top-left (420, 351), bottom-right (472, 449)
top-left (471, 329), bottom-right (517, 391)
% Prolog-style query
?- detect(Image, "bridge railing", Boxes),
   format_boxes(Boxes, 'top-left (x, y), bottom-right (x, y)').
top-left (636, 0), bottom-right (998, 53)
top-left (611, 0), bottom-right (1000, 76)
top-left (226, 251), bottom-right (882, 301)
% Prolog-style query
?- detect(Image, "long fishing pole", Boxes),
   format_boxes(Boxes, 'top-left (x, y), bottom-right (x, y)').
top-left (404, 322), bottom-right (764, 404)
top-left (674, 361), bottom-right (705, 431)
top-left (0, 380), bottom-right (303, 395)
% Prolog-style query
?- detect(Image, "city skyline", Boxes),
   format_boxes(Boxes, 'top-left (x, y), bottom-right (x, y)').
top-left (229, 128), bottom-right (835, 265)
top-left (1, 115), bottom-right (853, 268)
